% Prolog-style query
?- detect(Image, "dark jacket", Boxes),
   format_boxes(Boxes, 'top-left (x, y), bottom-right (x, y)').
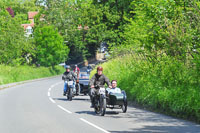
top-left (62, 71), bottom-right (77, 81)
top-left (89, 73), bottom-right (111, 88)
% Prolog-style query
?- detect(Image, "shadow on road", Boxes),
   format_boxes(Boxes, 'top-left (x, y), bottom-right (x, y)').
top-left (72, 97), bottom-right (90, 101)
top-left (110, 124), bottom-right (200, 133)
top-left (52, 98), bottom-right (68, 101)
top-left (75, 111), bottom-right (96, 116)
top-left (75, 110), bottom-right (120, 116)
top-left (108, 106), bottom-right (200, 133)
top-left (52, 97), bottom-right (90, 102)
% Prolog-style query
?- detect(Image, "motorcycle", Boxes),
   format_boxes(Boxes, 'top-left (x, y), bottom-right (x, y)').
top-left (93, 85), bottom-right (106, 116)
top-left (65, 80), bottom-right (75, 101)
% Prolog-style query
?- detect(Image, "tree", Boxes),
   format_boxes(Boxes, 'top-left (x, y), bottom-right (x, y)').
top-left (0, 9), bottom-right (35, 65)
top-left (34, 25), bottom-right (70, 67)
top-left (122, 0), bottom-right (200, 58)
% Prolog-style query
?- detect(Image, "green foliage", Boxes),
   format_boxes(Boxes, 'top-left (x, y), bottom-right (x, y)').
top-left (34, 25), bottom-right (69, 67)
top-left (0, 9), bottom-right (35, 65)
top-left (36, 0), bottom-right (90, 62)
top-left (0, 64), bottom-right (64, 85)
top-left (90, 0), bottom-right (200, 123)
top-left (1, 0), bottom-right (40, 23)
top-left (34, 0), bottom-right (134, 62)
top-left (96, 53), bottom-right (200, 122)
top-left (122, 0), bottom-right (200, 57)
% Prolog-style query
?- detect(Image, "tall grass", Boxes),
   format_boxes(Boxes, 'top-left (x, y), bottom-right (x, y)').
top-left (0, 65), bottom-right (64, 85)
top-left (91, 54), bottom-right (200, 123)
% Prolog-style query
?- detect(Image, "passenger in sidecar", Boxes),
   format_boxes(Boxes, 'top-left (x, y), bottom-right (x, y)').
top-left (106, 80), bottom-right (127, 113)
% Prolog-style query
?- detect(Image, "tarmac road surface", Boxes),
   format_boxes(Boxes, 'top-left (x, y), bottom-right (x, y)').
top-left (0, 76), bottom-right (200, 133)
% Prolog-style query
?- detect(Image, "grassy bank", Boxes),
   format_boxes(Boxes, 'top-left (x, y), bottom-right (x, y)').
top-left (0, 65), bottom-right (64, 85)
top-left (91, 54), bottom-right (200, 123)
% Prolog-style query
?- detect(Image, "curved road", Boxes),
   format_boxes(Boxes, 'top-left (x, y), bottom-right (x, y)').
top-left (0, 76), bottom-right (200, 133)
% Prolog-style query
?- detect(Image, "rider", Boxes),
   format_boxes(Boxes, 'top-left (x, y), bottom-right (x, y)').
top-left (89, 66), bottom-right (112, 107)
top-left (62, 65), bottom-right (77, 96)
top-left (87, 64), bottom-right (92, 74)
top-left (106, 80), bottom-right (121, 94)
top-left (73, 64), bottom-right (80, 94)
top-left (73, 64), bottom-right (80, 75)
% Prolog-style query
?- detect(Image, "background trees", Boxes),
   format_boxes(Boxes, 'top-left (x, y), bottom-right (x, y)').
top-left (1, 0), bottom-right (199, 69)
top-left (0, 8), bottom-right (35, 65)
top-left (34, 25), bottom-right (69, 67)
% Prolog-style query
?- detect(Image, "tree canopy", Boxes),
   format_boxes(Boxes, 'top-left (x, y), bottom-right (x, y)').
top-left (0, 0), bottom-right (199, 67)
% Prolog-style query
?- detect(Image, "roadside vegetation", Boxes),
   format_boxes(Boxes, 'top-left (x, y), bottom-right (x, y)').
top-left (90, 0), bottom-right (200, 123)
top-left (93, 53), bottom-right (200, 123)
top-left (0, 65), bottom-right (64, 85)
top-left (1, 0), bottom-right (200, 123)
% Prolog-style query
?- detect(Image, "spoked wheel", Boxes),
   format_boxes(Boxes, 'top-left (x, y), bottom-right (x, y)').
top-left (100, 96), bottom-right (106, 116)
top-left (67, 88), bottom-right (72, 101)
top-left (94, 95), bottom-right (106, 116)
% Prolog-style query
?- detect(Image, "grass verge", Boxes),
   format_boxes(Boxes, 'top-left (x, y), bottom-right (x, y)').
top-left (0, 65), bottom-right (64, 86)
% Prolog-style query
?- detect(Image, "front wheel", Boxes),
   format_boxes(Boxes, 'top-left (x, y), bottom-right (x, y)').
top-left (100, 96), bottom-right (106, 116)
top-left (94, 95), bottom-right (106, 116)
top-left (67, 88), bottom-right (72, 101)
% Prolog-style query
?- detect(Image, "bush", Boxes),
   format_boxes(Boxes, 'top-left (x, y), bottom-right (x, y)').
top-left (93, 53), bottom-right (200, 122)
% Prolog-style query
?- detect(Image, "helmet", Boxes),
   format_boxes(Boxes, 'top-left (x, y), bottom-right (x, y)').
top-left (64, 65), bottom-right (70, 69)
top-left (97, 66), bottom-right (103, 71)
top-left (75, 64), bottom-right (77, 67)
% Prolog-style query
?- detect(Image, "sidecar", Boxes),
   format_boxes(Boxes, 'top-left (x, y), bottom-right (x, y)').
top-left (106, 90), bottom-right (127, 113)
top-left (78, 72), bottom-right (90, 95)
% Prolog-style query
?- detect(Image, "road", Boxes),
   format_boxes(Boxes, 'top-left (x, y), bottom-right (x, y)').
top-left (0, 76), bottom-right (200, 133)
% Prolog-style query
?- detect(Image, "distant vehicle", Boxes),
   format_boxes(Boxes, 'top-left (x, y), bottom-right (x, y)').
top-left (104, 51), bottom-right (110, 59)
top-left (86, 65), bottom-right (93, 74)
top-left (79, 72), bottom-right (90, 95)
top-left (59, 62), bottom-right (65, 66)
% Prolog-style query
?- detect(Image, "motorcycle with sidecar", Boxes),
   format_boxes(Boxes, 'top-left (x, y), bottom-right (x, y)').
top-left (92, 85), bottom-right (127, 116)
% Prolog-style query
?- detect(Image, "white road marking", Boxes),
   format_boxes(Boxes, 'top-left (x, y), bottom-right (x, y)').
top-left (57, 105), bottom-right (72, 114)
top-left (80, 118), bottom-right (110, 133)
top-left (49, 81), bottom-right (111, 132)
top-left (47, 91), bottom-right (50, 97)
top-left (49, 97), bottom-right (56, 103)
